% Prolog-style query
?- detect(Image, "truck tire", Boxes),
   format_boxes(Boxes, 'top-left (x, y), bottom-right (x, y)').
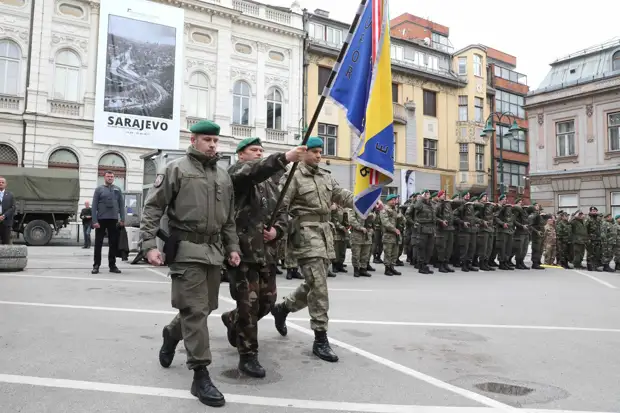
top-left (0, 245), bottom-right (28, 272)
top-left (23, 220), bottom-right (53, 246)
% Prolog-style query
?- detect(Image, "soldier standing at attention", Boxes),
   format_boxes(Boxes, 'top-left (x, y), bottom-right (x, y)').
top-left (434, 191), bottom-right (455, 273)
top-left (141, 120), bottom-right (241, 408)
top-left (476, 193), bottom-right (496, 271)
top-left (270, 136), bottom-right (365, 362)
top-left (454, 192), bottom-right (479, 272)
top-left (528, 203), bottom-right (547, 270)
top-left (555, 211), bottom-right (571, 268)
top-left (349, 208), bottom-right (374, 277)
top-left (220, 138), bottom-right (306, 378)
top-left (543, 216), bottom-right (557, 265)
top-left (570, 211), bottom-right (588, 269)
top-left (405, 193), bottom-right (419, 266)
top-left (511, 199), bottom-right (530, 270)
top-left (372, 204), bottom-right (384, 264)
top-left (494, 194), bottom-right (514, 271)
top-left (585, 206), bottom-right (603, 272)
top-left (330, 203), bottom-right (348, 273)
top-left (600, 213), bottom-right (616, 273)
top-left (380, 194), bottom-right (402, 276)
top-left (414, 189), bottom-right (436, 274)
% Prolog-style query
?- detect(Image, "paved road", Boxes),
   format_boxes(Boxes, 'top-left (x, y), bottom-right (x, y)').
top-left (1, 247), bottom-right (619, 413)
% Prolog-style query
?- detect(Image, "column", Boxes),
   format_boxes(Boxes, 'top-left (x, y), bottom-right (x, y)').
top-left (84, 2), bottom-right (100, 119)
top-left (404, 101), bottom-right (417, 165)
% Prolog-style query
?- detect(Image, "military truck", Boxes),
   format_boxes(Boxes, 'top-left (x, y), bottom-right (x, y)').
top-left (0, 166), bottom-right (80, 246)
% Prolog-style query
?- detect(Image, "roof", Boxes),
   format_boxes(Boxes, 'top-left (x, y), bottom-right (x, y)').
top-left (531, 38), bottom-right (620, 95)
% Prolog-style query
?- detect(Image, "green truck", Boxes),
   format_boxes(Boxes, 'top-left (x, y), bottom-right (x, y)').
top-left (0, 166), bottom-right (80, 246)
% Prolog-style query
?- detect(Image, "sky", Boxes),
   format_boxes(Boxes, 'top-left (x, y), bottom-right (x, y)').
top-left (265, 0), bottom-right (619, 91)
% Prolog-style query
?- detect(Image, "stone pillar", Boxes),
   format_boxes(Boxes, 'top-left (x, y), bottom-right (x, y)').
top-left (404, 101), bottom-right (416, 165)
top-left (84, 2), bottom-right (100, 119)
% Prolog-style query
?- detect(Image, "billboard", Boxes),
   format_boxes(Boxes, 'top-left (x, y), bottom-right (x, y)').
top-left (93, 0), bottom-right (184, 149)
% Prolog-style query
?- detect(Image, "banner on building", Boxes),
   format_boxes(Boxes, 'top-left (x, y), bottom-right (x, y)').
top-left (93, 0), bottom-right (184, 149)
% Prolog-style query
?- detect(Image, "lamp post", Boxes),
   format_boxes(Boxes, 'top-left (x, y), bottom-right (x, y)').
top-left (480, 112), bottom-right (523, 201)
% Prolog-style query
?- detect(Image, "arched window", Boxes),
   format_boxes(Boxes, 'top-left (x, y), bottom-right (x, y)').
top-left (232, 80), bottom-right (250, 125)
top-left (48, 148), bottom-right (79, 169)
top-left (54, 49), bottom-right (81, 101)
top-left (97, 152), bottom-right (126, 191)
top-left (613, 51), bottom-right (620, 72)
top-left (0, 144), bottom-right (18, 166)
top-left (266, 87), bottom-right (283, 130)
top-left (0, 40), bottom-right (21, 95)
top-left (187, 72), bottom-right (210, 118)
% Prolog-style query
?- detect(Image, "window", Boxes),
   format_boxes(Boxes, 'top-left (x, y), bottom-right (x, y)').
top-left (97, 152), bottom-right (126, 191)
top-left (234, 43), bottom-right (252, 54)
top-left (266, 87), bottom-right (282, 130)
top-left (390, 45), bottom-right (404, 61)
top-left (608, 112), bottom-right (620, 151)
top-left (556, 120), bottom-right (576, 157)
top-left (474, 97), bottom-right (483, 123)
top-left (431, 32), bottom-right (449, 52)
top-left (191, 32), bottom-right (212, 44)
top-left (318, 123), bottom-right (337, 156)
top-left (558, 194), bottom-right (579, 215)
top-left (48, 148), bottom-right (79, 169)
top-left (494, 124), bottom-right (527, 153)
top-left (143, 158), bottom-right (156, 186)
top-left (269, 51), bottom-right (284, 62)
top-left (318, 66), bottom-right (330, 95)
top-left (475, 144), bottom-right (485, 172)
top-left (0, 143), bottom-right (18, 166)
top-left (380, 186), bottom-right (398, 202)
top-left (457, 57), bottom-right (466, 75)
top-left (498, 161), bottom-right (526, 187)
top-left (0, 40), bottom-right (21, 95)
top-left (393, 132), bottom-right (397, 157)
top-left (459, 143), bottom-right (468, 171)
top-left (494, 65), bottom-right (528, 85)
top-left (187, 72), bottom-right (210, 118)
top-left (326, 27), bottom-right (342, 45)
top-left (232, 80), bottom-right (251, 125)
top-left (309, 23), bottom-right (324, 40)
top-left (495, 90), bottom-right (525, 118)
top-left (424, 139), bottom-right (437, 167)
top-left (458, 95), bottom-right (468, 121)
top-left (473, 54), bottom-right (482, 77)
top-left (614, 52), bottom-right (620, 72)
top-left (53, 50), bottom-right (80, 101)
top-left (59, 3), bottom-right (84, 18)
top-left (611, 192), bottom-right (620, 218)
top-left (392, 83), bottom-right (398, 103)
top-left (423, 90), bottom-right (437, 117)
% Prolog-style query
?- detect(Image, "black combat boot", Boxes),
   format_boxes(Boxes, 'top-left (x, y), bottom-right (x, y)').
top-left (327, 269), bottom-right (337, 278)
top-left (461, 261), bottom-right (470, 272)
top-left (238, 355), bottom-right (266, 378)
top-left (271, 303), bottom-right (289, 336)
top-left (468, 261), bottom-right (479, 272)
top-left (531, 261), bottom-right (545, 270)
top-left (332, 263), bottom-right (340, 273)
top-left (292, 268), bottom-right (304, 279)
top-left (373, 255), bottom-right (383, 264)
top-left (91, 265), bottom-right (99, 274)
top-left (275, 266), bottom-right (283, 275)
top-left (359, 267), bottom-right (371, 277)
top-left (604, 263), bottom-right (614, 273)
top-left (286, 269), bottom-right (293, 280)
top-left (391, 265), bottom-right (402, 275)
top-left (439, 262), bottom-right (450, 273)
top-left (445, 262), bottom-right (455, 272)
top-left (517, 260), bottom-right (529, 270)
top-left (353, 267), bottom-right (360, 278)
top-left (366, 263), bottom-right (375, 272)
top-left (472, 256), bottom-right (480, 268)
top-left (384, 265), bottom-right (394, 276)
top-left (419, 265), bottom-right (432, 274)
top-left (191, 367), bottom-right (225, 407)
top-left (312, 331), bottom-right (339, 362)
top-left (489, 260), bottom-right (499, 267)
top-left (395, 259), bottom-right (404, 266)
top-left (159, 326), bottom-right (180, 368)
top-left (220, 312), bottom-right (237, 348)
top-left (338, 263), bottom-right (348, 273)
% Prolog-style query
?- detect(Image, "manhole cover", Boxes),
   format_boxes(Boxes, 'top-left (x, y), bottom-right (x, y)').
top-left (475, 382), bottom-right (534, 396)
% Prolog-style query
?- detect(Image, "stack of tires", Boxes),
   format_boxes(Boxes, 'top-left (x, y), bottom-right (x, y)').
top-left (0, 245), bottom-right (28, 272)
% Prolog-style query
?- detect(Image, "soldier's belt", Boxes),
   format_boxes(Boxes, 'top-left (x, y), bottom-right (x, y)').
top-left (298, 215), bottom-right (329, 223)
top-left (171, 229), bottom-right (221, 244)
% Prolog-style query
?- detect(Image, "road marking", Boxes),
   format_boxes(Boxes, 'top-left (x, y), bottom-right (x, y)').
top-left (573, 270), bottom-right (617, 289)
top-left (217, 297), bottom-right (513, 411)
top-left (145, 267), bottom-right (169, 278)
top-left (0, 274), bottom-right (169, 285)
top-left (0, 301), bottom-right (177, 315)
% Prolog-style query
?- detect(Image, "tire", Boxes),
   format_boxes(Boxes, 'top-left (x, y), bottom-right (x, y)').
top-left (0, 245), bottom-right (28, 272)
top-left (23, 220), bottom-right (53, 246)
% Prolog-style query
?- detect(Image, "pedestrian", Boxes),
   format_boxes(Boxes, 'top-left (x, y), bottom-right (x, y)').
top-left (140, 120), bottom-right (241, 407)
top-left (0, 176), bottom-right (15, 245)
top-left (270, 136), bottom-right (372, 363)
top-left (91, 170), bottom-right (125, 274)
top-left (79, 201), bottom-right (93, 249)
top-left (220, 137), bottom-right (307, 378)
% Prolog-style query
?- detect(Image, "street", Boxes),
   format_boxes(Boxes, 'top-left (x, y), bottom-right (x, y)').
top-left (0, 247), bottom-right (619, 413)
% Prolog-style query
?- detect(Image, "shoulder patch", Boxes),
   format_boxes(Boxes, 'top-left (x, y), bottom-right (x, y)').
top-left (154, 174), bottom-right (165, 188)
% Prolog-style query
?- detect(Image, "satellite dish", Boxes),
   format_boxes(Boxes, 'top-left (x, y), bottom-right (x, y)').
top-left (423, 37), bottom-right (431, 45)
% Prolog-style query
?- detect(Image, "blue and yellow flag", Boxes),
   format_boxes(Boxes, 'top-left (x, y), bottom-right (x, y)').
top-left (328, 0), bottom-right (395, 217)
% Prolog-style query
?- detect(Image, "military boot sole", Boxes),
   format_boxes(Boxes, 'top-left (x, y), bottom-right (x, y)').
top-left (190, 380), bottom-right (226, 407)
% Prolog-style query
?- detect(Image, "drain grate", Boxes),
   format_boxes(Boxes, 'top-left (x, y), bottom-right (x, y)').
top-left (475, 382), bottom-right (534, 396)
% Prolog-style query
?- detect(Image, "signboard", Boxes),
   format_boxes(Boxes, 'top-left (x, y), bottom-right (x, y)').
top-left (94, 0), bottom-right (184, 149)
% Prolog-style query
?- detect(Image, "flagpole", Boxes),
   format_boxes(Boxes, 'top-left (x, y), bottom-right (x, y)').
top-left (267, 0), bottom-right (370, 229)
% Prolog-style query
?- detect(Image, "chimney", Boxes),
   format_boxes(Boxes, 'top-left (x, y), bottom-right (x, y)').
top-left (314, 8), bottom-right (329, 18)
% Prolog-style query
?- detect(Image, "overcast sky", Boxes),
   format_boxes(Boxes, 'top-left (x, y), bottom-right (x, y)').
top-left (265, 0), bottom-right (619, 91)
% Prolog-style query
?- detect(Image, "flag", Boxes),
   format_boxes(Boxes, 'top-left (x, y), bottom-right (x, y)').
top-left (328, 0), bottom-right (395, 217)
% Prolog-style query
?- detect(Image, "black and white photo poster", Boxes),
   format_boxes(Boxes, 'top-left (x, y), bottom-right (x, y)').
top-left (94, 0), bottom-right (184, 149)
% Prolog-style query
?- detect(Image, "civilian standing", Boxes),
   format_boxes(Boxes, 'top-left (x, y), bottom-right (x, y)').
top-left (80, 200), bottom-right (93, 249)
top-left (0, 176), bottom-right (16, 245)
top-left (91, 170), bottom-right (125, 274)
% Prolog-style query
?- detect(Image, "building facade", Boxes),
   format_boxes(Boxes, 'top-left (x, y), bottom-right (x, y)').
top-left (305, 9), bottom-right (465, 200)
top-left (0, 0), bottom-right (304, 213)
top-left (525, 39), bottom-right (620, 215)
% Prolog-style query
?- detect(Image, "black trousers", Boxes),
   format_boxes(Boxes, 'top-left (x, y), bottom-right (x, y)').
top-left (94, 219), bottom-right (119, 268)
top-left (0, 223), bottom-right (11, 244)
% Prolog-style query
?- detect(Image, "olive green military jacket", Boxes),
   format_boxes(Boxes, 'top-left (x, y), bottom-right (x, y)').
top-left (380, 206), bottom-right (399, 243)
top-left (280, 162), bottom-right (354, 260)
top-left (140, 146), bottom-right (240, 265)
top-left (349, 209), bottom-right (374, 245)
top-left (331, 206), bottom-right (348, 242)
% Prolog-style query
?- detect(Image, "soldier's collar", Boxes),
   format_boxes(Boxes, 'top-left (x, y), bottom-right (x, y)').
top-left (300, 162), bottom-right (322, 175)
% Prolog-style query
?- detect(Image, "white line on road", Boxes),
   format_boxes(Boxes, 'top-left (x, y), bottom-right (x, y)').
top-left (217, 297), bottom-right (513, 411)
top-left (0, 274), bottom-right (169, 285)
top-left (573, 270), bottom-right (617, 289)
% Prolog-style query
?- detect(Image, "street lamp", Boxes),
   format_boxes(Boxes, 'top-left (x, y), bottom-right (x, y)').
top-left (480, 112), bottom-right (523, 200)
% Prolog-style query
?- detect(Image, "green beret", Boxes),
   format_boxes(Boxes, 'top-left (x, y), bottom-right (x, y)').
top-left (479, 192), bottom-right (487, 200)
top-left (498, 194), bottom-right (507, 201)
top-left (451, 194), bottom-right (460, 200)
top-left (190, 120), bottom-right (220, 135)
top-left (431, 191), bottom-right (438, 197)
top-left (461, 191), bottom-right (469, 197)
top-left (236, 137), bottom-right (262, 153)
top-left (515, 198), bottom-right (522, 204)
top-left (385, 194), bottom-right (398, 202)
top-left (411, 192), bottom-right (419, 197)
top-left (615, 214), bottom-right (620, 220)
top-left (604, 213), bottom-right (611, 218)
top-left (306, 136), bottom-right (324, 149)
top-left (421, 188), bottom-right (430, 194)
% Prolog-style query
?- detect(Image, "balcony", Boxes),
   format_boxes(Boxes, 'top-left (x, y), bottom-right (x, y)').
top-left (231, 0), bottom-right (293, 25)
top-left (265, 129), bottom-right (287, 143)
top-left (456, 171), bottom-right (488, 193)
top-left (49, 100), bottom-right (83, 117)
top-left (393, 102), bottom-right (407, 124)
top-left (0, 94), bottom-right (23, 112)
top-left (231, 124), bottom-right (255, 137)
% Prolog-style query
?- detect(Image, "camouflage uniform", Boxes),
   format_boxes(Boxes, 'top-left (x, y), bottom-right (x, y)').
top-left (405, 195), bottom-right (418, 265)
top-left (528, 206), bottom-right (546, 270)
top-left (454, 200), bottom-right (479, 271)
top-left (372, 213), bottom-right (384, 263)
top-left (571, 216), bottom-right (588, 268)
top-left (475, 200), bottom-right (496, 271)
top-left (601, 215), bottom-right (616, 272)
top-left (380, 204), bottom-right (401, 275)
top-left (414, 195), bottom-right (436, 274)
top-left (585, 212), bottom-right (602, 271)
top-left (543, 221), bottom-right (557, 265)
top-left (349, 209), bottom-right (374, 277)
top-left (555, 214), bottom-right (571, 268)
top-left (434, 198), bottom-right (455, 273)
top-left (396, 206), bottom-right (406, 264)
top-left (494, 200), bottom-right (515, 270)
top-left (511, 205), bottom-right (530, 270)
top-left (330, 206), bottom-right (348, 273)
top-left (614, 218), bottom-right (620, 269)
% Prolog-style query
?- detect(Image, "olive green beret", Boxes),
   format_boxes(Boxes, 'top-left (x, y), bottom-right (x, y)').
top-left (498, 194), bottom-right (507, 201)
top-left (190, 120), bottom-right (220, 135)
top-left (451, 194), bottom-right (460, 200)
top-left (615, 214), bottom-right (620, 220)
top-left (515, 197), bottom-right (522, 204)
top-left (478, 192), bottom-right (487, 200)
top-left (461, 191), bottom-right (469, 197)
top-left (385, 194), bottom-right (398, 202)
top-left (306, 136), bottom-right (323, 149)
top-left (236, 137), bottom-right (262, 153)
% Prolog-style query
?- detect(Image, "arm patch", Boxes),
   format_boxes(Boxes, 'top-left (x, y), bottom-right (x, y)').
top-left (154, 174), bottom-right (165, 188)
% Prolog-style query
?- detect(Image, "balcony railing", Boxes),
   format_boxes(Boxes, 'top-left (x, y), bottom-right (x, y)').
top-left (456, 171), bottom-right (488, 189)
top-left (232, 0), bottom-right (292, 25)
top-left (393, 102), bottom-right (407, 124)
top-left (231, 124), bottom-right (254, 137)
top-left (265, 129), bottom-right (287, 142)
top-left (0, 94), bottom-right (22, 111)
top-left (49, 100), bottom-right (82, 117)
top-left (493, 65), bottom-right (528, 86)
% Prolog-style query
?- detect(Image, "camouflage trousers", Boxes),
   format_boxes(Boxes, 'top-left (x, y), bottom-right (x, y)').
top-left (166, 262), bottom-right (221, 370)
top-left (373, 229), bottom-right (383, 257)
top-left (573, 243), bottom-right (586, 267)
top-left (283, 258), bottom-right (330, 332)
top-left (383, 242), bottom-right (399, 266)
top-left (586, 240), bottom-right (602, 267)
top-left (601, 240), bottom-right (615, 265)
top-left (435, 230), bottom-right (454, 262)
top-left (544, 242), bottom-right (557, 265)
top-left (333, 240), bottom-right (346, 264)
top-left (556, 239), bottom-right (569, 265)
top-left (225, 263), bottom-right (277, 356)
top-left (351, 243), bottom-right (372, 268)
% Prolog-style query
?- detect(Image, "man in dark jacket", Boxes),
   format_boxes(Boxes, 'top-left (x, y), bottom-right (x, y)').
top-left (80, 201), bottom-right (93, 248)
top-left (221, 137), bottom-right (306, 378)
top-left (91, 170), bottom-right (125, 274)
top-left (0, 176), bottom-right (16, 245)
